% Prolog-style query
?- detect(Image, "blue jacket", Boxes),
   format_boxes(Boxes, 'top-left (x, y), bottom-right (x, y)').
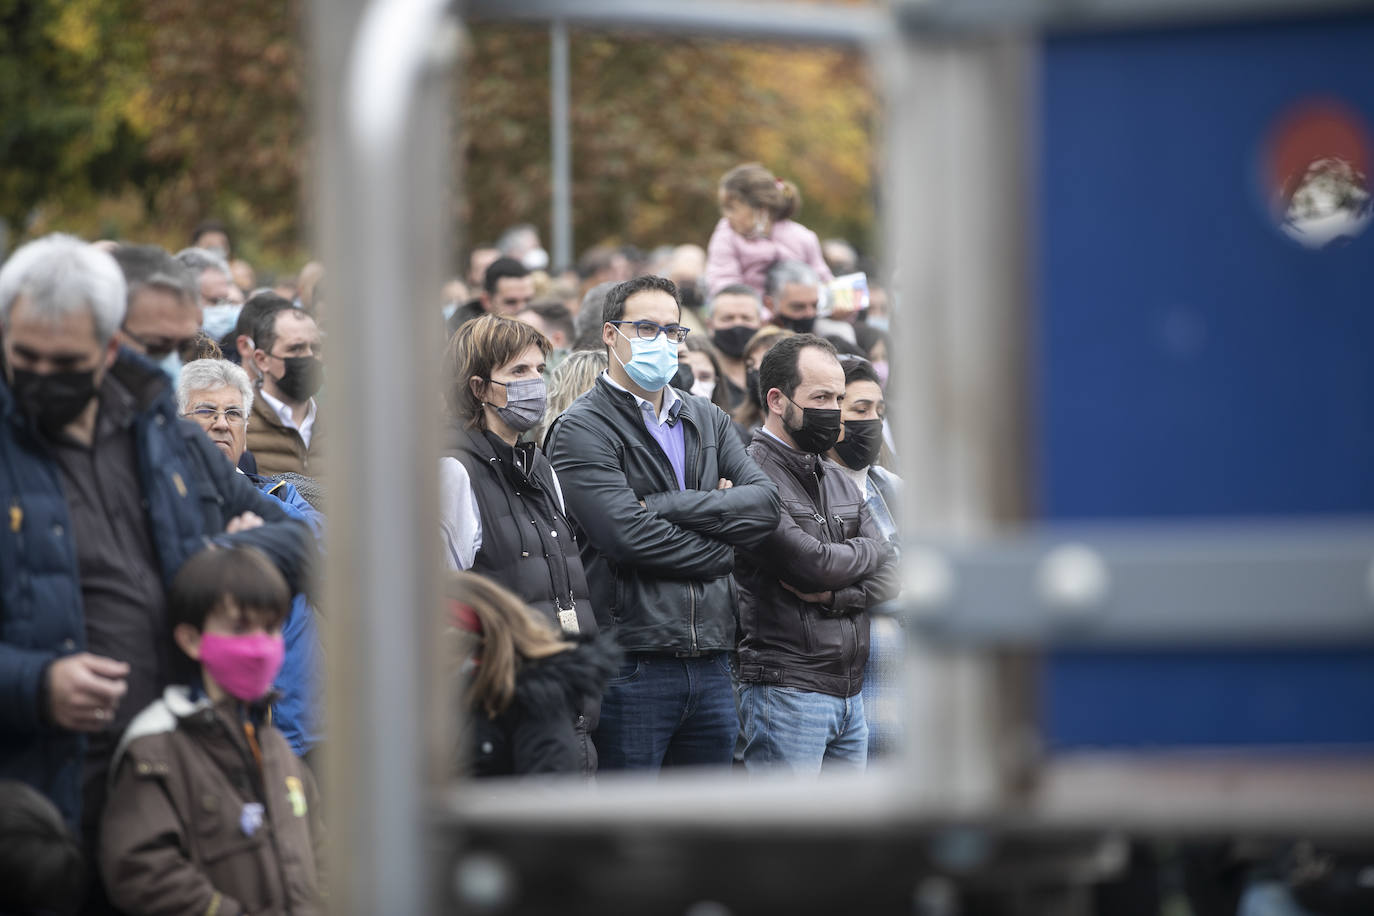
top-left (0, 352), bottom-right (313, 828)
top-left (253, 476), bottom-right (326, 757)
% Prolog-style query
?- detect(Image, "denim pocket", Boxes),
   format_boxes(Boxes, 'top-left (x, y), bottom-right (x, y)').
top-left (711, 651), bottom-right (735, 680)
top-left (606, 656), bottom-right (643, 685)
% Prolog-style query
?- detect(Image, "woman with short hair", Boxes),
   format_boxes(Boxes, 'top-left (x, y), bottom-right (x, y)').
top-left (439, 315), bottom-right (605, 773)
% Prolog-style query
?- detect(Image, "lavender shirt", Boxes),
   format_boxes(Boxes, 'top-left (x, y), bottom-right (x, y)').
top-left (602, 372), bottom-right (686, 490)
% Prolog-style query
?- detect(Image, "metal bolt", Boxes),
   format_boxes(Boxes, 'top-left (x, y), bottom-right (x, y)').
top-left (905, 546), bottom-right (955, 616)
top-left (1037, 543), bottom-right (1110, 614)
top-left (453, 852), bottom-right (514, 911)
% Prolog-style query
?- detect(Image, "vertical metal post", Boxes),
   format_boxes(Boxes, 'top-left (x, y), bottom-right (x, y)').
top-left (314, 0), bottom-right (456, 911)
top-left (550, 19), bottom-right (573, 270)
top-left (882, 16), bottom-right (1034, 807)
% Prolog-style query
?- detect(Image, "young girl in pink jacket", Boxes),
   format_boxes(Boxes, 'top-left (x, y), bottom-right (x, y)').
top-left (705, 162), bottom-right (834, 299)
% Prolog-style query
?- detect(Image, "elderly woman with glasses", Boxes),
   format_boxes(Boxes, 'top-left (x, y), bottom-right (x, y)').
top-left (176, 359), bottom-right (326, 763)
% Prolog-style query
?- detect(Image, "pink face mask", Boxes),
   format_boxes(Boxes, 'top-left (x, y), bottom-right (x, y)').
top-left (872, 360), bottom-right (890, 389)
top-left (199, 632), bottom-right (285, 702)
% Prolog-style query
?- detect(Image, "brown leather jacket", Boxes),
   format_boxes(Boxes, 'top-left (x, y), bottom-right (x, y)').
top-left (247, 391), bottom-right (322, 477)
top-left (100, 687), bottom-right (325, 916)
top-left (734, 430), bottom-right (900, 698)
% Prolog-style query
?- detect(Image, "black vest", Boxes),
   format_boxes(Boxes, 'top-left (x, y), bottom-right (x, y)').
top-left (448, 425), bottom-right (597, 639)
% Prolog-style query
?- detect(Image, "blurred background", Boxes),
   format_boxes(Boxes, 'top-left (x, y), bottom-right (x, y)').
top-left (0, 0), bottom-right (877, 277)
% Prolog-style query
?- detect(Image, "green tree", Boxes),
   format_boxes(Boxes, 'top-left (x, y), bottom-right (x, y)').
top-left (0, 0), bottom-right (154, 235)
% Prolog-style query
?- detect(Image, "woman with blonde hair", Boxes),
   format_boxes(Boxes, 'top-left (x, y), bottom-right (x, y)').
top-left (446, 571), bottom-right (618, 777)
top-left (705, 162), bottom-right (834, 298)
top-left (532, 348), bottom-right (607, 448)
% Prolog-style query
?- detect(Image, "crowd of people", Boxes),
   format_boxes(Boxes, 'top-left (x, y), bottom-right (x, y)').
top-left (0, 162), bottom-right (900, 914)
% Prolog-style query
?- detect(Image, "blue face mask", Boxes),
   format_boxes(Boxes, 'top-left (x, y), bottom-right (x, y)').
top-left (612, 326), bottom-right (679, 392)
top-left (201, 303), bottom-right (242, 341)
top-left (158, 350), bottom-right (183, 389)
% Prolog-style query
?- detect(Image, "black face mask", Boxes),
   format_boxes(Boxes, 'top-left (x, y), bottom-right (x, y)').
top-left (272, 355), bottom-right (323, 402)
top-left (832, 418), bottom-right (884, 470)
top-left (776, 315), bottom-right (816, 335)
top-left (670, 362), bottom-right (695, 392)
top-left (784, 396), bottom-right (842, 454)
top-left (712, 326), bottom-right (754, 360)
top-left (678, 281), bottom-right (703, 311)
top-left (746, 367), bottom-right (764, 410)
top-left (10, 368), bottom-right (98, 436)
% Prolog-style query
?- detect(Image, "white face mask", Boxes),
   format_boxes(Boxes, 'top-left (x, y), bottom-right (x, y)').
top-left (690, 379), bottom-right (716, 401)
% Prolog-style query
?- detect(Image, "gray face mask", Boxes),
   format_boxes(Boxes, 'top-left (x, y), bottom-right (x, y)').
top-left (486, 376), bottom-right (547, 432)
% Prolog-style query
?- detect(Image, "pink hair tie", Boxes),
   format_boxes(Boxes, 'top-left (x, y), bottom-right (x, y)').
top-left (448, 599), bottom-right (483, 634)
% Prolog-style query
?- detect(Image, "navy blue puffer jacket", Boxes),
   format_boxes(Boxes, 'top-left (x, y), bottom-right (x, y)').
top-left (0, 351), bottom-right (312, 828)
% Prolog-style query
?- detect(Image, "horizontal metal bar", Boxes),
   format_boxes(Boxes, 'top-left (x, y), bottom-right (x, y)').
top-left (903, 521), bottom-right (1374, 647)
top-left (465, 0), bottom-right (1374, 41)
top-left (438, 752), bottom-right (1374, 837)
top-left (900, 0), bottom-right (1374, 34)
top-left (462, 0), bottom-right (887, 44)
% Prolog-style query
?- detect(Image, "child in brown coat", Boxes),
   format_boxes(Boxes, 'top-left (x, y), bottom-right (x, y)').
top-left (100, 547), bottom-right (324, 916)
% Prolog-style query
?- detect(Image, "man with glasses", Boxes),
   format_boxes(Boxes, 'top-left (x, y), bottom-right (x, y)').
top-left (110, 245), bottom-right (202, 386)
top-left (247, 301), bottom-right (324, 476)
top-left (0, 235), bottom-right (311, 911)
top-left (177, 358), bottom-right (325, 764)
top-left (547, 275), bottom-right (780, 772)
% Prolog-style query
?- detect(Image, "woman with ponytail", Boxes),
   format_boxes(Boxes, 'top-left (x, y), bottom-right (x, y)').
top-left (705, 162), bottom-right (834, 299)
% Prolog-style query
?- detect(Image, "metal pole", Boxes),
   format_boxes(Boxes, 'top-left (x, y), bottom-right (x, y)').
top-left (319, 0), bottom-right (456, 912)
top-left (550, 19), bottom-right (573, 270)
top-left (882, 20), bottom-right (1035, 807)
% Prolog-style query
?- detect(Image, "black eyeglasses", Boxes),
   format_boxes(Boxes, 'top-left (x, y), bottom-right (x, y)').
top-left (609, 320), bottom-right (690, 344)
top-left (122, 326), bottom-right (200, 361)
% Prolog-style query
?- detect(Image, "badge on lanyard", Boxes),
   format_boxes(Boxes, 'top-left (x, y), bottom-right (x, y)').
top-left (558, 609), bottom-right (580, 636)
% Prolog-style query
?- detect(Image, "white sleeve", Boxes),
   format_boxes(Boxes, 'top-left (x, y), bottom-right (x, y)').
top-left (549, 465), bottom-right (567, 514)
top-left (438, 457), bottom-right (482, 570)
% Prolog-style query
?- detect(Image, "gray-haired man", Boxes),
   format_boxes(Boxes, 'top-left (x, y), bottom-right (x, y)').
top-left (0, 234), bottom-right (311, 907)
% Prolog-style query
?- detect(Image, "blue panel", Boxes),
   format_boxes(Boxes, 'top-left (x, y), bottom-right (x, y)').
top-left (1037, 15), bottom-right (1374, 520)
top-left (1036, 15), bottom-right (1374, 748)
top-left (1045, 647), bottom-right (1374, 749)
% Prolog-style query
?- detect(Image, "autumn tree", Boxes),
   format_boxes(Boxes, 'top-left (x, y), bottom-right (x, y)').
top-left (4, 8), bottom-right (876, 275)
top-left (459, 26), bottom-right (878, 264)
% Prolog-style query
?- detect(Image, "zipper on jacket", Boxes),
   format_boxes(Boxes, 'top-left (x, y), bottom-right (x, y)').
top-left (689, 582), bottom-right (698, 652)
top-left (215, 715), bottom-right (296, 916)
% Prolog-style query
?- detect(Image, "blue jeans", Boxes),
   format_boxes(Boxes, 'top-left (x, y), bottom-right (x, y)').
top-left (1238, 881), bottom-right (1320, 916)
top-left (737, 683), bottom-right (868, 775)
top-left (594, 652), bottom-right (738, 771)
top-left (861, 612), bottom-right (904, 759)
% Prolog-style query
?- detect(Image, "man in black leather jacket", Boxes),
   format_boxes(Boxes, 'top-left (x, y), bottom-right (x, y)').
top-left (734, 334), bottom-right (900, 774)
top-left (546, 275), bottom-right (780, 771)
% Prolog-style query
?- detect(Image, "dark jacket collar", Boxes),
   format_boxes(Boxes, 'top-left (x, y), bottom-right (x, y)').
top-left (448, 419), bottom-right (542, 489)
top-left (751, 426), bottom-right (824, 475)
top-left (109, 347), bottom-right (176, 413)
top-left (592, 374), bottom-right (688, 428)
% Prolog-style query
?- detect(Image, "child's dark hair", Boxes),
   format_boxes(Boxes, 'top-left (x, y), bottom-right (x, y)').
top-left (0, 780), bottom-right (85, 915)
top-left (169, 546), bottom-right (292, 635)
